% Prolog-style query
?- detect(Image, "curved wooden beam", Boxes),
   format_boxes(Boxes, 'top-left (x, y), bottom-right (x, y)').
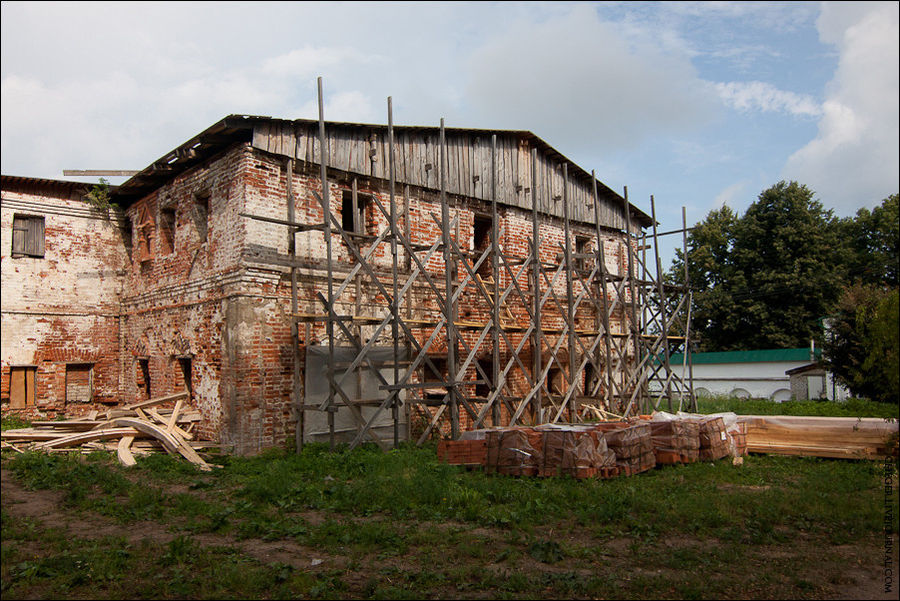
top-left (111, 418), bottom-right (211, 471)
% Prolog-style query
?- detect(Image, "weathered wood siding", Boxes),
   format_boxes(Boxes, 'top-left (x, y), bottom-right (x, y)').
top-left (250, 121), bottom-right (634, 231)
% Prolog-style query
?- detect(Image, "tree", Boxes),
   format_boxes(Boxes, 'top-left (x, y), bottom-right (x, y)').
top-left (673, 181), bottom-right (848, 351)
top-left (824, 284), bottom-right (899, 403)
top-left (844, 193), bottom-right (899, 287)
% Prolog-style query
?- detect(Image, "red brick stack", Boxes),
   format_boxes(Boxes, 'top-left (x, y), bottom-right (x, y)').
top-left (696, 416), bottom-right (731, 461)
top-left (484, 428), bottom-right (543, 476)
top-left (437, 439), bottom-right (487, 466)
top-left (595, 422), bottom-right (656, 476)
top-left (727, 421), bottom-right (748, 457)
top-left (648, 420), bottom-right (701, 464)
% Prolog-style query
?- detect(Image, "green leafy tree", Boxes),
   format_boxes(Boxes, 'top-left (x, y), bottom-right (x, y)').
top-left (844, 193), bottom-right (899, 287)
top-left (673, 181), bottom-right (848, 351)
top-left (824, 284), bottom-right (899, 403)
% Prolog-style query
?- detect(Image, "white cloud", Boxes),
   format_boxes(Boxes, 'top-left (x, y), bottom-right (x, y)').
top-left (464, 4), bottom-right (718, 155)
top-left (715, 81), bottom-right (822, 117)
top-left (713, 181), bottom-right (749, 207)
top-left (783, 1), bottom-right (899, 212)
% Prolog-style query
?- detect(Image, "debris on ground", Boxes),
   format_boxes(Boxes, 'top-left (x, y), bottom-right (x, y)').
top-left (1, 392), bottom-right (218, 471)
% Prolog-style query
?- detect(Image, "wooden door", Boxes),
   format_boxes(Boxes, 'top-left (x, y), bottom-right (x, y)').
top-left (10, 367), bottom-right (36, 408)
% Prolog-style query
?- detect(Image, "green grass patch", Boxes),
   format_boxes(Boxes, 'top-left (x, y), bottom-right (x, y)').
top-left (697, 395), bottom-right (899, 418)
top-left (2, 400), bottom-right (896, 599)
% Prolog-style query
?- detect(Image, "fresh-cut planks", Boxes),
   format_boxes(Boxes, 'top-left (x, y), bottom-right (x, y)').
top-left (738, 415), bottom-right (898, 459)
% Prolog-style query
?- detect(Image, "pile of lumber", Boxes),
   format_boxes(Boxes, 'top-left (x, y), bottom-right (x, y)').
top-left (1, 392), bottom-right (214, 471)
top-left (738, 415), bottom-right (899, 459)
top-left (648, 420), bottom-right (701, 464)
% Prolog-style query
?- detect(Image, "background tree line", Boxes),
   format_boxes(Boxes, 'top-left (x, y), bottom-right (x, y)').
top-left (670, 182), bottom-right (898, 402)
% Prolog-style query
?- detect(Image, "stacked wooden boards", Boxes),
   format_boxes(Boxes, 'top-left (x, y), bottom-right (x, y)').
top-left (738, 415), bottom-right (899, 459)
top-left (1, 392), bottom-right (215, 471)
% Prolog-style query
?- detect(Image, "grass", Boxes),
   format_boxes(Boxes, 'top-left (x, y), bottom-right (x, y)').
top-left (2, 398), bottom-right (898, 599)
top-left (696, 395), bottom-right (899, 419)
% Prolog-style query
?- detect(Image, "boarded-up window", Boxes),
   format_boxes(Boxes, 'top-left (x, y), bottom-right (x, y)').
top-left (159, 207), bottom-right (176, 254)
top-left (135, 205), bottom-right (154, 263)
top-left (11, 215), bottom-right (45, 257)
top-left (9, 366), bottom-right (36, 408)
top-left (66, 363), bottom-right (93, 403)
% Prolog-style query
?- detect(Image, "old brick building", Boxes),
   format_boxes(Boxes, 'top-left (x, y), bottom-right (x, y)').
top-left (2, 115), bottom-right (655, 454)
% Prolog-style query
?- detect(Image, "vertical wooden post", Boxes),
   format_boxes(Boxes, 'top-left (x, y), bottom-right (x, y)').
top-left (440, 119), bottom-right (459, 439)
top-left (651, 195), bottom-right (673, 412)
top-left (623, 188), bottom-right (643, 416)
top-left (317, 77), bottom-right (336, 449)
top-left (490, 135), bottom-right (501, 427)
top-left (563, 164), bottom-right (577, 420)
top-left (592, 173), bottom-right (615, 412)
top-left (388, 97), bottom-right (400, 448)
top-left (531, 148), bottom-right (542, 424)
top-left (682, 206), bottom-right (697, 411)
top-left (288, 158), bottom-right (303, 453)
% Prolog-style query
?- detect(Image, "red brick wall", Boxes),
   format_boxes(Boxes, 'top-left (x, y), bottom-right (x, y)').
top-left (3, 143), bottom-right (637, 450)
top-left (1, 182), bottom-right (127, 417)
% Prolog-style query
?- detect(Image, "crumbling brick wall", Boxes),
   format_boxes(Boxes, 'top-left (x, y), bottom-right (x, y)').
top-left (1, 181), bottom-right (128, 416)
top-left (2, 139), bottom-right (637, 452)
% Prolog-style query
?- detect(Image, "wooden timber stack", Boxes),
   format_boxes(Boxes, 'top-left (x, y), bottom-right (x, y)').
top-left (738, 415), bottom-right (899, 460)
top-left (1, 392), bottom-right (217, 471)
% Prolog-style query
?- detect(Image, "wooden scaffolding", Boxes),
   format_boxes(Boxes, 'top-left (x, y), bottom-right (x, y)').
top-left (242, 79), bottom-right (696, 450)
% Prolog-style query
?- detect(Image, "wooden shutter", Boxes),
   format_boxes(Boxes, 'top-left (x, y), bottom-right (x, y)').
top-left (11, 216), bottom-right (44, 256)
top-left (28, 217), bottom-right (45, 256)
top-left (10, 367), bottom-right (36, 408)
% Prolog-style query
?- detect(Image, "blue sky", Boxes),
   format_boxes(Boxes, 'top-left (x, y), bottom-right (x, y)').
top-left (2, 1), bottom-right (898, 267)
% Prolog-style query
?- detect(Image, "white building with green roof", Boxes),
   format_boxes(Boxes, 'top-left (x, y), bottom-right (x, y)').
top-left (666, 347), bottom-right (850, 402)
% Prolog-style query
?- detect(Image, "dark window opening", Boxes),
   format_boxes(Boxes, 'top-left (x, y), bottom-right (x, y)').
top-left (11, 215), bottom-right (45, 257)
top-left (341, 190), bottom-right (371, 236)
top-left (547, 365), bottom-right (565, 396)
top-left (584, 363), bottom-right (599, 397)
top-left (177, 357), bottom-right (193, 397)
top-left (422, 357), bottom-right (448, 404)
top-left (473, 215), bottom-right (493, 278)
top-left (159, 207), bottom-right (176, 254)
top-left (137, 358), bottom-right (151, 400)
top-left (193, 194), bottom-right (209, 242)
top-left (475, 359), bottom-right (492, 399)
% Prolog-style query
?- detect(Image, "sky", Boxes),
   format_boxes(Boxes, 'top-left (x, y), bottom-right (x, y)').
top-left (2, 1), bottom-right (898, 267)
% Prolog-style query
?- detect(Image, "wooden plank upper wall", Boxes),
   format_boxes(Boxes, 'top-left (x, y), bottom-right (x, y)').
top-left (252, 122), bottom-right (630, 230)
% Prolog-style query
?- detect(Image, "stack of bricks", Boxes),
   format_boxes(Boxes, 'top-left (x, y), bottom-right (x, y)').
top-left (535, 427), bottom-right (618, 479)
top-left (483, 428), bottom-right (544, 476)
top-left (696, 416), bottom-right (731, 461)
top-left (648, 420), bottom-right (701, 464)
top-left (727, 421), bottom-right (748, 457)
top-left (437, 439), bottom-right (487, 466)
top-left (595, 422), bottom-right (656, 476)
top-left (440, 418), bottom-right (740, 479)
